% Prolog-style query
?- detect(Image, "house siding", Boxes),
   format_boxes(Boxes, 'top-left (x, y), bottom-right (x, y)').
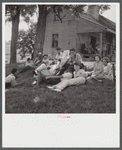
top-left (43, 9), bottom-right (115, 60)
top-left (43, 9), bottom-right (77, 57)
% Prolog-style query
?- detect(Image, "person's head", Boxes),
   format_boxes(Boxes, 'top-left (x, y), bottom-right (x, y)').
top-left (73, 61), bottom-right (82, 72)
top-left (67, 65), bottom-right (75, 73)
top-left (94, 54), bottom-right (101, 62)
top-left (56, 47), bottom-right (61, 54)
top-left (70, 48), bottom-right (76, 56)
top-left (37, 52), bottom-right (42, 59)
top-left (102, 57), bottom-right (109, 66)
top-left (27, 58), bottom-right (31, 62)
top-left (48, 54), bottom-right (53, 60)
top-left (43, 54), bottom-right (48, 60)
top-left (11, 68), bottom-right (19, 78)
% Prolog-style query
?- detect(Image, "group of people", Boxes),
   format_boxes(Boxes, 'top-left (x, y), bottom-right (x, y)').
top-left (5, 47), bottom-right (115, 92)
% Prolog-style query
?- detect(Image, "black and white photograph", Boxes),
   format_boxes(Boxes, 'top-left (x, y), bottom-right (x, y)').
top-left (2, 2), bottom-right (120, 148)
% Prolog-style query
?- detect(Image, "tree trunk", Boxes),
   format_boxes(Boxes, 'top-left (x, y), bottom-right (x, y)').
top-left (34, 5), bottom-right (47, 58)
top-left (10, 6), bottom-right (20, 64)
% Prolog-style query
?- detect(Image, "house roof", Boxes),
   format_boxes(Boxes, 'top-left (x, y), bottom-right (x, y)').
top-left (79, 13), bottom-right (116, 33)
top-left (99, 15), bottom-right (115, 31)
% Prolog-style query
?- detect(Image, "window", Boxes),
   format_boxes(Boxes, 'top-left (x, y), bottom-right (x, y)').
top-left (54, 12), bottom-right (60, 21)
top-left (52, 34), bottom-right (58, 47)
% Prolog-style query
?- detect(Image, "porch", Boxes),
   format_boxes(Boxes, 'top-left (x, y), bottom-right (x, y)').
top-left (76, 32), bottom-right (116, 62)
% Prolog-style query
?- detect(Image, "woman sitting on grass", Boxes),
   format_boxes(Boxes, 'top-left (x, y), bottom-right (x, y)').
top-left (99, 57), bottom-right (113, 80)
top-left (34, 65), bottom-right (74, 88)
top-left (87, 54), bottom-right (104, 82)
top-left (47, 61), bottom-right (87, 92)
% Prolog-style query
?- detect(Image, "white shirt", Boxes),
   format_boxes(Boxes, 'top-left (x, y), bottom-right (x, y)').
top-left (62, 50), bottom-right (70, 59)
top-left (55, 52), bottom-right (63, 60)
top-left (74, 69), bottom-right (86, 78)
top-left (25, 60), bottom-right (34, 67)
top-left (35, 64), bottom-right (47, 73)
top-left (103, 63), bottom-right (112, 75)
top-left (5, 74), bottom-right (17, 86)
top-left (61, 72), bottom-right (72, 81)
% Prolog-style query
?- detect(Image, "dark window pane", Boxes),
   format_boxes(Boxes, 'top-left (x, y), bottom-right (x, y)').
top-left (52, 34), bottom-right (58, 47)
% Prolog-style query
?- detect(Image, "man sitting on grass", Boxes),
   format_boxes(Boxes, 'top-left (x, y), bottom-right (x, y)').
top-left (33, 65), bottom-right (74, 88)
top-left (5, 68), bottom-right (20, 88)
top-left (47, 61), bottom-right (87, 92)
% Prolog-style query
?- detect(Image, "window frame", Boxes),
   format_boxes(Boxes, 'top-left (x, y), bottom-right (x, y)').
top-left (52, 34), bottom-right (59, 48)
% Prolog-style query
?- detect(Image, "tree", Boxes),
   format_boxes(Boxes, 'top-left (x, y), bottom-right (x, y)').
top-left (5, 5), bottom-right (37, 63)
top-left (34, 4), bottom-right (110, 57)
top-left (17, 22), bottom-right (36, 59)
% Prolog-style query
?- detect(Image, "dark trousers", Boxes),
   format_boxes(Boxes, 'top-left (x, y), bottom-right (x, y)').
top-left (42, 75), bottom-right (61, 85)
top-left (19, 66), bottom-right (33, 73)
top-left (58, 63), bottom-right (70, 75)
top-left (5, 83), bottom-right (11, 89)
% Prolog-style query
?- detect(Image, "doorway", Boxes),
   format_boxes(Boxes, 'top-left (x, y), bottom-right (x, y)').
top-left (90, 36), bottom-right (96, 50)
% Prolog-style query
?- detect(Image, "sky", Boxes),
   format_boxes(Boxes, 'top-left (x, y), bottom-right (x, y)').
top-left (5, 4), bottom-right (116, 42)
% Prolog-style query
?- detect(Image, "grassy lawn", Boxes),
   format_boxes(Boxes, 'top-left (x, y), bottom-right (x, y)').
top-left (5, 63), bottom-right (116, 113)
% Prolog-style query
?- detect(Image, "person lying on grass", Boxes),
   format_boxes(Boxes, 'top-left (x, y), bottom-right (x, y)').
top-left (33, 65), bottom-right (74, 88)
top-left (5, 68), bottom-right (24, 89)
top-left (86, 54), bottom-right (104, 82)
top-left (47, 61), bottom-right (87, 92)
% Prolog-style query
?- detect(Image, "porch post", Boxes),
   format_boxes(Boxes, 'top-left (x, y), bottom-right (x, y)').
top-left (100, 32), bottom-right (102, 56)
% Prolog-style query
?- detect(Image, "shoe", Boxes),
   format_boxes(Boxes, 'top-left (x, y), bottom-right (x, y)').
top-left (98, 80), bottom-right (102, 83)
top-left (47, 86), bottom-right (55, 89)
top-left (32, 81), bottom-right (37, 86)
top-left (52, 88), bottom-right (61, 92)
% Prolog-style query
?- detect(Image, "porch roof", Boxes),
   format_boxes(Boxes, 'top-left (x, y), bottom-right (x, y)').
top-left (79, 13), bottom-right (116, 34)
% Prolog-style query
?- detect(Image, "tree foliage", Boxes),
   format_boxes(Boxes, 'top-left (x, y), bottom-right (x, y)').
top-left (5, 5), bottom-right (37, 63)
top-left (17, 22), bottom-right (36, 59)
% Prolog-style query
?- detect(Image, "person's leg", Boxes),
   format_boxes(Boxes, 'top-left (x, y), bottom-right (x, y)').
top-left (68, 77), bottom-right (86, 86)
top-left (19, 66), bottom-right (32, 73)
top-left (54, 80), bottom-right (70, 91)
top-left (56, 77), bottom-right (85, 91)
top-left (46, 78), bottom-right (61, 85)
top-left (34, 73), bottom-right (43, 87)
top-left (55, 77), bottom-right (86, 91)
